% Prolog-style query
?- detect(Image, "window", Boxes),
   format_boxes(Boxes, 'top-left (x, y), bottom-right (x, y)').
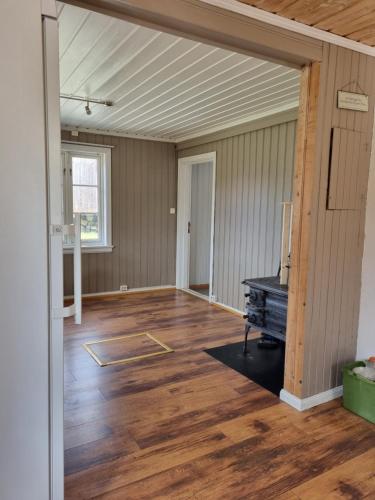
top-left (61, 143), bottom-right (112, 252)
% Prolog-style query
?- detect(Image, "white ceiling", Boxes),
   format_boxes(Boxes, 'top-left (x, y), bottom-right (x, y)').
top-left (57, 2), bottom-right (300, 143)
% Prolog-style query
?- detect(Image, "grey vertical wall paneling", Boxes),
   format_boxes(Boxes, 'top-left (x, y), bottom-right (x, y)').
top-left (238, 133), bottom-right (251, 312)
top-left (95, 133), bottom-right (105, 293)
top-left (267, 126), bottom-right (279, 277)
top-left (178, 118), bottom-right (297, 311)
top-left (227, 136), bottom-right (237, 307)
top-left (167, 146), bottom-right (177, 286)
top-left (301, 45), bottom-right (375, 397)
top-left (210, 141), bottom-right (219, 299)
top-left (233, 134), bottom-right (245, 309)
top-left (62, 131), bottom-right (177, 294)
top-left (222, 137), bottom-right (232, 307)
top-left (272, 125), bottom-right (284, 272)
top-left (244, 131), bottom-right (257, 306)
top-left (253, 130), bottom-right (263, 283)
top-left (160, 143), bottom-right (168, 285)
top-left (134, 140), bottom-right (142, 286)
top-left (120, 135), bottom-right (129, 289)
top-left (216, 139), bottom-right (226, 303)
top-left (328, 48), bottom-right (353, 392)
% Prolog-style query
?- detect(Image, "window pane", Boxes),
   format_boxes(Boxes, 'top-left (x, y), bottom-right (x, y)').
top-left (72, 156), bottom-right (98, 185)
top-left (79, 213), bottom-right (99, 241)
top-left (73, 186), bottom-right (98, 213)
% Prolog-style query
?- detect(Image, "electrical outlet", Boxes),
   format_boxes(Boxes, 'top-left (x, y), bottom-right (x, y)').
top-left (120, 285), bottom-right (128, 292)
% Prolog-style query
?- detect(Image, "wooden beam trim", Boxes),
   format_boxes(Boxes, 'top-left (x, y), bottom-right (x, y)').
top-left (64, 0), bottom-right (323, 67)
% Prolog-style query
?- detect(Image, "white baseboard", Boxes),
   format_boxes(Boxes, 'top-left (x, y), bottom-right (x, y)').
top-left (64, 285), bottom-right (175, 300)
top-left (280, 385), bottom-right (343, 411)
top-left (212, 300), bottom-right (244, 317)
top-left (181, 288), bottom-right (211, 302)
top-left (179, 289), bottom-right (244, 317)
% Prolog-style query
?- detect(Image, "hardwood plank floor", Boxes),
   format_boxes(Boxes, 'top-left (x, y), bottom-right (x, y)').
top-left (64, 289), bottom-right (375, 499)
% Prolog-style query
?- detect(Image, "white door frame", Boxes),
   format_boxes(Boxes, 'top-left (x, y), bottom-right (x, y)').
top-left (42, 3), bottom-right (65, 499)
top-left (176, 152), bottom-right (216, 301)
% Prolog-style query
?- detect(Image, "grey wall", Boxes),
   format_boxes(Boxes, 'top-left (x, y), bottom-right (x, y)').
top-left (299, 45), bottom-right (375, 397)
top-left (179, 117), bottom-right (297, 311)
top-left (189, 162), bottom-right (213, 286)
top-left (0, 1), bottom-right (50, 499)
top-left (62, 131), bottom-right (177, 295)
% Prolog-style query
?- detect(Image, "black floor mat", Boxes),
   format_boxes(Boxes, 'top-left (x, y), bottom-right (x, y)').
top-left (204, 339), bottom-right (285, 396)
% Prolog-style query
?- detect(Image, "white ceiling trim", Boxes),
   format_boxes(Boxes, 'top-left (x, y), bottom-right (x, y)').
top-left (62, 101), bottom-right (299, 143)
top-left (202, 0), bottom-right (375, 57)
top-left (60, 126), bottom-right (176, 143)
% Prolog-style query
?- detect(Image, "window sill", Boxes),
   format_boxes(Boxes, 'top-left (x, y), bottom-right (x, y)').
top-left (63, 245), bottom-right (114, 254)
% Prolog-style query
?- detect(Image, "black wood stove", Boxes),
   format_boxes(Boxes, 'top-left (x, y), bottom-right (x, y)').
top-left (241, 276), bottom-right (288, 353)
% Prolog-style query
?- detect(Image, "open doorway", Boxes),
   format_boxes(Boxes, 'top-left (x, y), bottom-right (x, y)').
top-left (176, 153), bottom-right (216, 301)
top-left (189, 161), bottom-right (214, 298)
top-left (55, 1), bottom-right (307, 496)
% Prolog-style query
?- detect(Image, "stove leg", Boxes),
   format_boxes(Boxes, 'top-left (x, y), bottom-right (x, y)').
top-left (243, 323), bottom-right (250, 354)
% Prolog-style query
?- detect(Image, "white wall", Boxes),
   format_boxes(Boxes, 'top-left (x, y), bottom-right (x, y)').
top-left (357, 117), bottom-right (375, 360)
top-left (189, 162), bottom-right (213, 286)
top-left (0, 1), bottom-right (50, 499)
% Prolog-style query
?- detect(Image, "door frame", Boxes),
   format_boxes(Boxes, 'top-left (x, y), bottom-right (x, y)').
top-left (47, 0), bottom-right (323, 495)
top-left (42, 5), bottom-right (65, 500)
top-left (176, 152), bottom-right (216, 301)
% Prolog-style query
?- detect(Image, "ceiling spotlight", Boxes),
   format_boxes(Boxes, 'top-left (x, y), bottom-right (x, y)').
top-left (85, 101), bottom-right (92, 116)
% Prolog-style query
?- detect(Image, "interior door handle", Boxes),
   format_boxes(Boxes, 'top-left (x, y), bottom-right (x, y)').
top-left (188, 221), bottom-right (191, 234)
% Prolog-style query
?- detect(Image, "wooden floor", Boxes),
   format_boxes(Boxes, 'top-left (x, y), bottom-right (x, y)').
top-left (64, 289), bottom-right (375, 499)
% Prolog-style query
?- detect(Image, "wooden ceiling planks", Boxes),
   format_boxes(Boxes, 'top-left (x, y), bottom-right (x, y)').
top-left (58, 2), bottom-right (301, 141)
top-left (239, 0), bottom-right (375, 46)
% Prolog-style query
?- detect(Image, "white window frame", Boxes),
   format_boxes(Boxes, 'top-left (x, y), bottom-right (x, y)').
top-left (61, 143), bottom-right (112, 253)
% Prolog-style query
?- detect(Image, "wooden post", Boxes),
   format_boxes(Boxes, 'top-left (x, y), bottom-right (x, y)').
top-left (284, 62), bottom-right (321, 397)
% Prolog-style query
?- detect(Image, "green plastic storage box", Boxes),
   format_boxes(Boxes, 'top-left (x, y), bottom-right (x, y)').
top-left (342, 361), bottom-right (375, 424)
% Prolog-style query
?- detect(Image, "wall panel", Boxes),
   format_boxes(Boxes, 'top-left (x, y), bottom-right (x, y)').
top-left (300, 46), bottom-right (375, 397)
top-left (62, 130), bottom-right (177, 294)
top-left (179, 118), bottom-right (297, 311)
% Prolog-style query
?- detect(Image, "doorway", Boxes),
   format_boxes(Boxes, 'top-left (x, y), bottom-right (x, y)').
top-left (176, 153), bottom-right (216, 301)
top-left (49, 1), bottom-right (319, 497)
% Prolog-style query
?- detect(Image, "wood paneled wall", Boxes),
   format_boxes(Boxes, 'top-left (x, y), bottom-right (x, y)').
top-left (62, 131), bottom-right (177, 295)
top-left (296, 45), bottom-right (375, 397)
top-left (179, 117), bottom-right (297, 311)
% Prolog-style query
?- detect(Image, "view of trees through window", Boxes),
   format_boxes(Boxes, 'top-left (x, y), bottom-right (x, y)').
top-left (72, 156), bottom-right (100, 241)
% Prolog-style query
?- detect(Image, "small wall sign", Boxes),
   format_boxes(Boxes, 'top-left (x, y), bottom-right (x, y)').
top-left (338, 90), bottom-right (368, 112)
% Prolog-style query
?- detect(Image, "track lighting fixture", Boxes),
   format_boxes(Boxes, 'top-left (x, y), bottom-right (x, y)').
top-left (85, 101), bottom-right (92, 116)
top-left (60, 93), bottom-right (113, 116)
